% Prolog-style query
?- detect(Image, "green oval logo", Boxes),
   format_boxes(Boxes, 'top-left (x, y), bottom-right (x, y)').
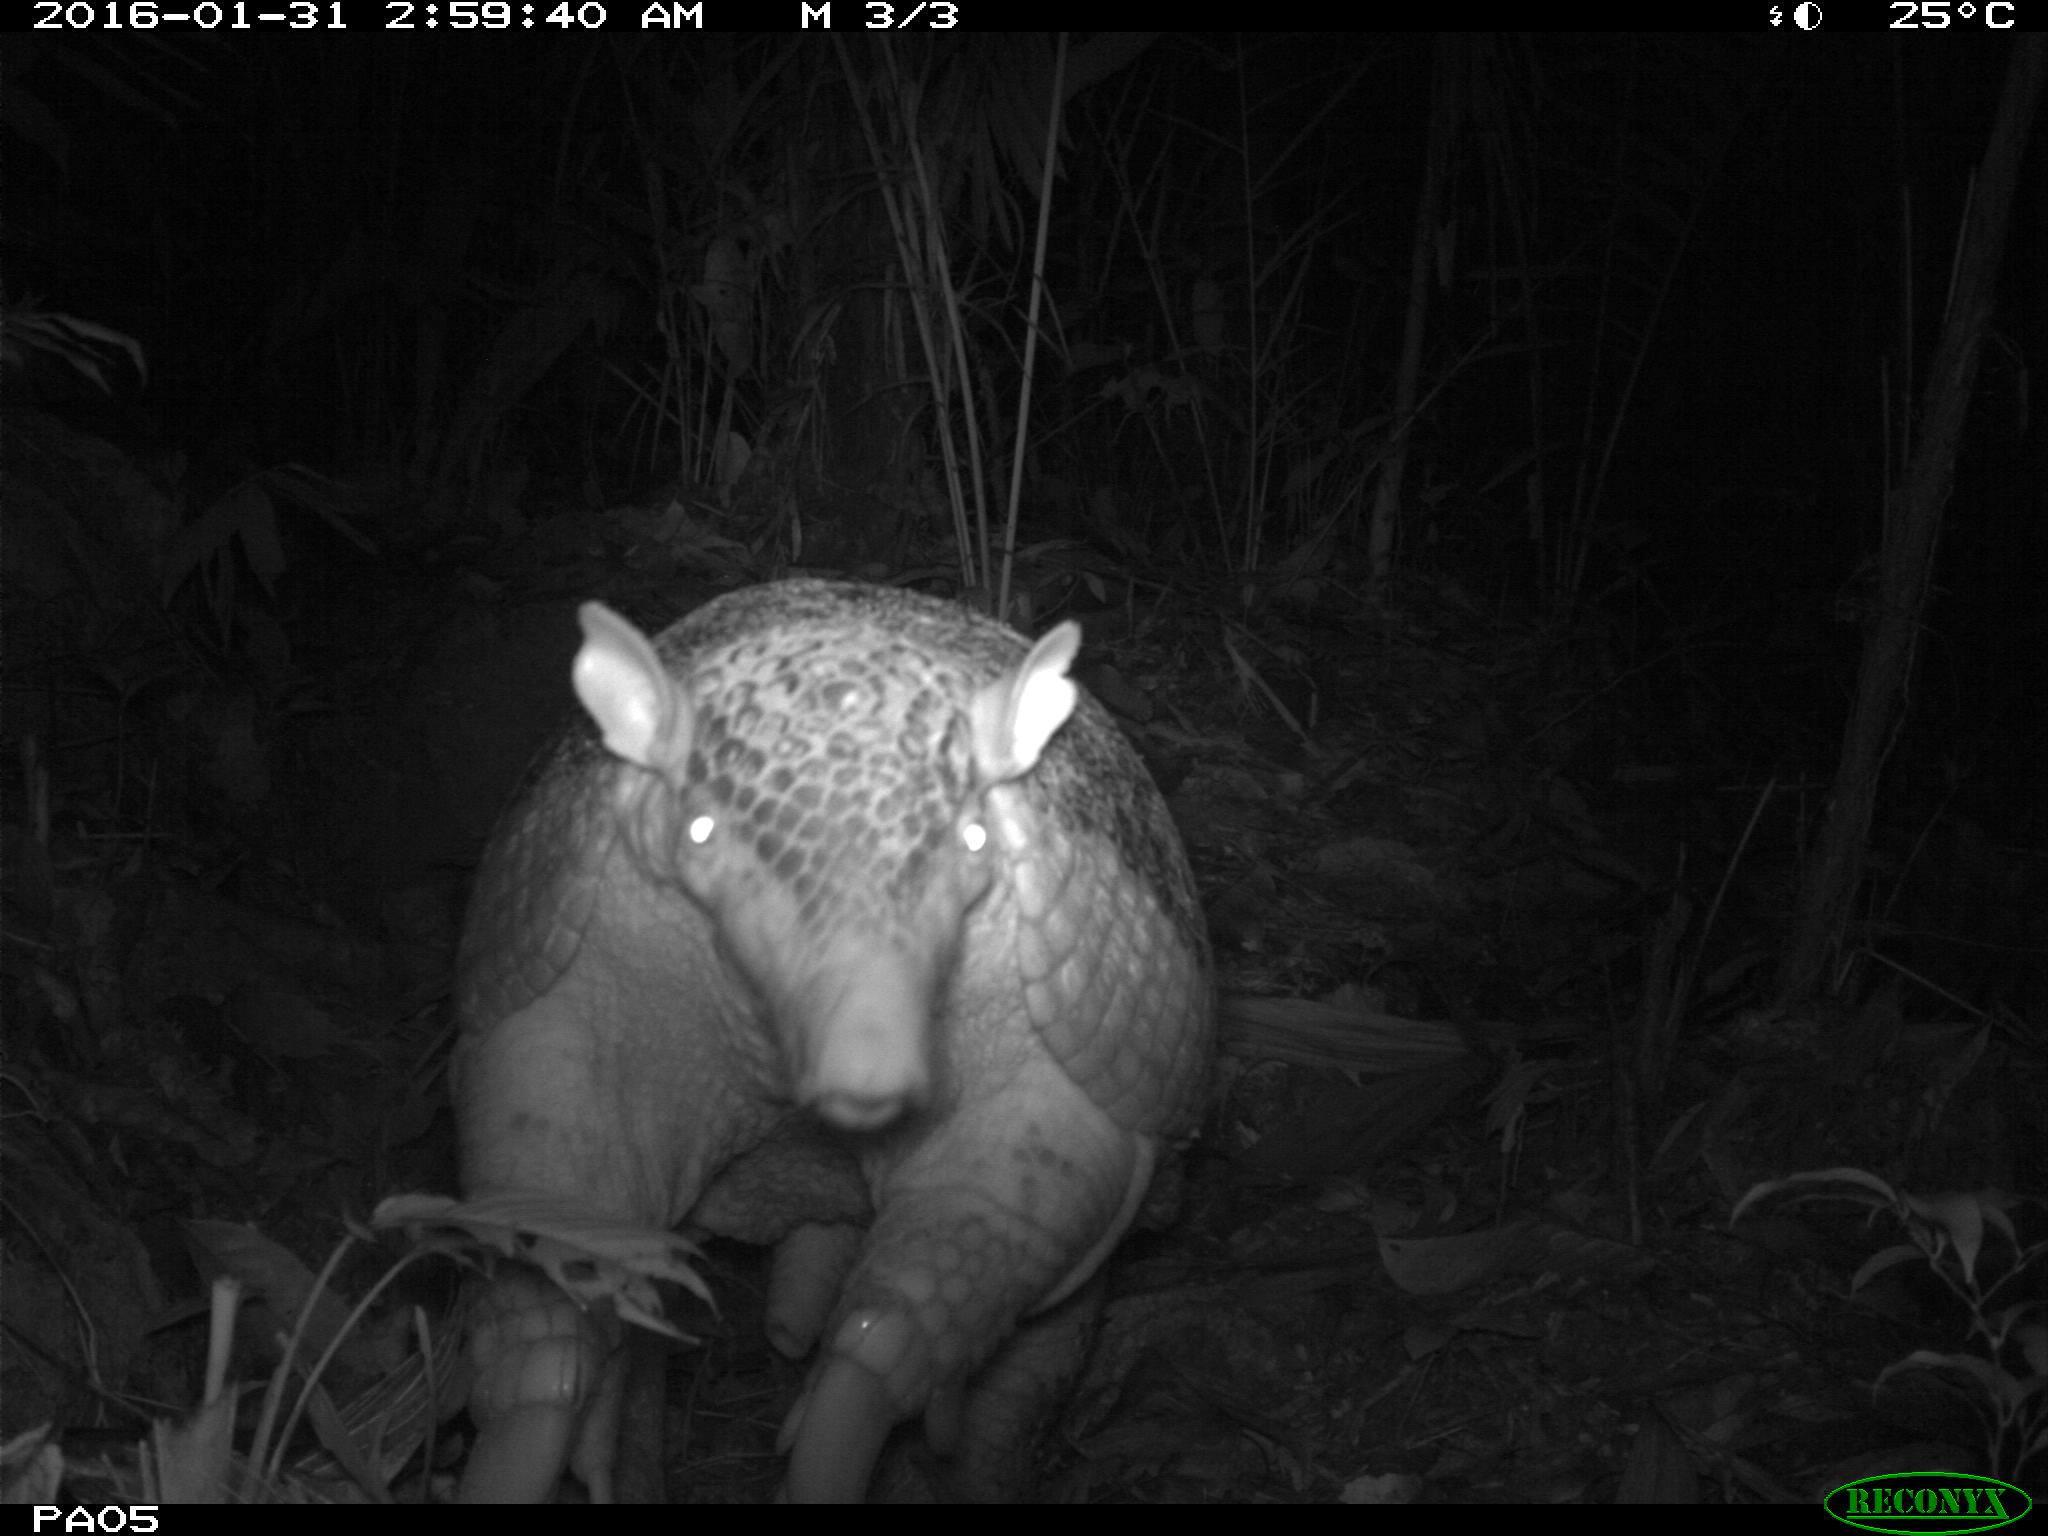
top-left (1824, 1471), bottom-right (2033, 1534)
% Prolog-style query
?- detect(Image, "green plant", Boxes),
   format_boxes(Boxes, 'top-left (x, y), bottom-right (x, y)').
top-left (1734, 1169), bottom-right (2047, 1480)
top-left (0, 294), bottom-right (145, 394)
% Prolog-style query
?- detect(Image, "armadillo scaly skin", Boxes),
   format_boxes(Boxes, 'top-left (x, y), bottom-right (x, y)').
top-left (452, 580), bottom-right (1212, 1502)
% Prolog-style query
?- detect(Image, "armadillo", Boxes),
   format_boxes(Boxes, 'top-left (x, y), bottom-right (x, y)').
top-left (451, 580), bottom-right (1212, 1502)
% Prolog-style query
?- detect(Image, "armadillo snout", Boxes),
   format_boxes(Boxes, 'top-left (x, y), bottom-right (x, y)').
top-left (806, 1079), bottom-right (924, 1132)
top-left (795, 960), bottom-right (934, 1130)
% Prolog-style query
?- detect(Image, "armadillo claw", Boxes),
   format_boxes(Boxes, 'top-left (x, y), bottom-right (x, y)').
top-left (825, 1305), bottom-right (926, 1409)
top-left (765, 1222), bottom-right (864, 1359)
top-left (460, 1269), bottom-right (620, 1502)
top-left (779, 1352), bottom-right (900, 1503)
top-left (460, 1402), bottom-right (582, 1503)
top-left (466, 1270), bottom-right (609, 1414)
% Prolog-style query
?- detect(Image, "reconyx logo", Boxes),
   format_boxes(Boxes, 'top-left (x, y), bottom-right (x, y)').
top-left (1824, 1471), bottom-right (2032, 1533)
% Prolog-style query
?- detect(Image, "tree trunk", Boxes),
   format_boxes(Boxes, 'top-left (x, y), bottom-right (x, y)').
top-left (1773, 38), bottom-right (2045, 1005)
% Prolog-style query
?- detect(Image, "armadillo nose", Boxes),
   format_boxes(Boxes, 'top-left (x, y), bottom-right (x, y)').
top-left (797, 946), bottom-right (932, 1130)
top-left (803, 1019), bottom-right (930, 1131)
top-left (809, 1084), bottom-right (920, 1132)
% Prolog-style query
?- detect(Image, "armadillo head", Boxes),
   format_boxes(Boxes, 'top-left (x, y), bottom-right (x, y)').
top-left (571, 595), bottom-right (1080, 1133)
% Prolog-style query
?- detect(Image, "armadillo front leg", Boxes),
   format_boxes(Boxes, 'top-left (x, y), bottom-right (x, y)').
top-left (778, 1051), bottom-right (1157, 1501)
top-left (460, 1268), bottom-right (628, 1502)
top-left (452, 913), bottom-right (754, 1504)
top-left (951, 1278), bottom-right (1104, 1500)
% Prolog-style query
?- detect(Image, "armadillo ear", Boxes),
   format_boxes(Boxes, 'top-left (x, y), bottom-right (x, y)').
top-left (573, 602), bottom-right (691, 769)
top-left (970, 620), bottom-right (1080, 785)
